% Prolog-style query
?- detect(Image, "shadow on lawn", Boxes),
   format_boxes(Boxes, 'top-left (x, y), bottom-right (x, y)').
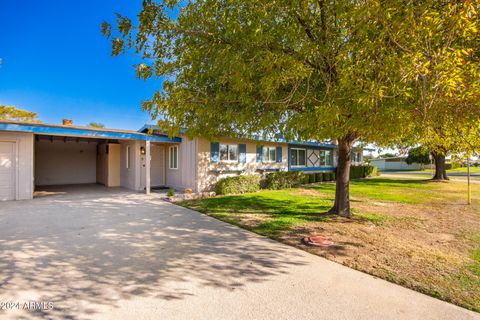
top-left (0, 187), bottom-right (309, 320)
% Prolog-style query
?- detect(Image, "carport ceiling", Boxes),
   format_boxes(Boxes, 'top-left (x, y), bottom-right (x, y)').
top-left (35, 135), bottom-right (119, 144)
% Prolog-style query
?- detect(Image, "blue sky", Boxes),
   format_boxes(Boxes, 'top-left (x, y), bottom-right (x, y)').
top-left (0, 1), bottom-right (160, 130)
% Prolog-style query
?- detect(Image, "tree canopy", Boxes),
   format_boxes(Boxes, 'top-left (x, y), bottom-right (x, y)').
top-left (87, 122), bottom-right (105, 128)
top-left (103, 0), bottom-right (480, 216)
top-left (0, 105), bottom-right (39, 122)
top-left (405, 146), bottom-right (430, 165)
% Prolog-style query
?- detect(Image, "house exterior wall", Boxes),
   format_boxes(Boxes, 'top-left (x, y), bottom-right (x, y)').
top-left (196, 137), bottom-right (288, 192)
top-left (163, 137), bottom-right (198, 191)
top-left (0, 131), bottom-right (34, 200)
top-left (35, 139), bottom-right (97, 186)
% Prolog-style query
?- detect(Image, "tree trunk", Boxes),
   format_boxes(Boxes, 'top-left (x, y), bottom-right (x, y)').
top-left (431, 151), bottom-right (449, 181)
top-left (329, 135), bottom-right (355, 218)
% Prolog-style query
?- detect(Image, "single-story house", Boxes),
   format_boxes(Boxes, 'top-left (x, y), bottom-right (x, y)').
top-left (370, 156), bottom-right (432, 171)
top-left (0, 120), bottom-right (341, 201)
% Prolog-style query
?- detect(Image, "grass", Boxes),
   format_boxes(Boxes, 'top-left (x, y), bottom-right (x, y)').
top-left (180, 177), bottom-right (480, 312)
top-left (422, 167), bottom-right (480, 174)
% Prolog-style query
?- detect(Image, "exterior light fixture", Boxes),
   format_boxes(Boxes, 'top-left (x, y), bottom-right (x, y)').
top-left (140, 146), bottom-right (146, 155)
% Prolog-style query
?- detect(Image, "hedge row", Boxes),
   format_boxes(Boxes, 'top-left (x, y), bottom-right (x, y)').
top-left (301, 171), bottom-right (336, 184)
top-left (215, 175), bottom-right (260, 195)
top-left (350, 165), bottom-right (378, 179)
top-left (214, 165), bottom-right (377, 195)
top-left (263, 171), bottom-right (305, 190)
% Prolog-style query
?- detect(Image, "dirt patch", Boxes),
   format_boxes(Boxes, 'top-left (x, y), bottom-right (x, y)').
top-left (241, 199), bottom-right (480, 311)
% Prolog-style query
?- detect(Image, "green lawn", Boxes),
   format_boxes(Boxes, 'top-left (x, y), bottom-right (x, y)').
top-left (423, 167), bottom-right (480, 174)
top-left (180, 177), bottom-right (480, 312)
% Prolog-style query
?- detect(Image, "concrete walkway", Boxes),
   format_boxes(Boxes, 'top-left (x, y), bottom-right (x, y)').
top-left (0, 186), bottom-right (478, 320)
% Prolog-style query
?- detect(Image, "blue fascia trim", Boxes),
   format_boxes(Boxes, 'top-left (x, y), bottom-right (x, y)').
top-left (140, 124), bottom-right (338, 148)
top-left (0, 123), bottom-right (181, 143)
top-left (288, 142), bottom-right (337, 149)
top-left (289, 166), bottom-right (336, 172)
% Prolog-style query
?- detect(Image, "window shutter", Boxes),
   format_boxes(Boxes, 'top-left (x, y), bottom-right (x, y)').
top-left (256, 145), bottom-right (263, 162)
top-left (239, 144), bottom-right (247, 163)
top-left (211, 142), bottom-right (219, 163)
top-left (276, 146), bottom-right (282, 163)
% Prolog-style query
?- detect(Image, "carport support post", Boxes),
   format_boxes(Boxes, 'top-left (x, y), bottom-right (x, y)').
top-left (146, 140), bottom-right (151, 195)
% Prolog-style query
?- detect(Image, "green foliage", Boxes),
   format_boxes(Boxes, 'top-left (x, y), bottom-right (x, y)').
top-left (350, 165), bottom-right (377, 179)
top-left (166, 188), bottom-right (175, 197)
top-left (88, 122), bottom-right (105, 128)
top-left (301, 174), bottom-right (310, 185)
top-left (216, 175), bottom-right (260, 195)
top-left (103, 0), bottom-right (409, 145)
top-left (0, 105), bottom-right (39, 122)
top-left (331, 172), bottom-right (336, 181)
top-left (308, 173), bottom-right (316, 184)
top-left (446, 162), bottom-right (461, 170)
top-left (323, 172), bottom-right (332, 181)
top-left (315, 173), bottom-right (323, 183)
top-left (263, 171), bottom-right (306, 190)
top-left (364, 165), bottom-right (379, 177)
top-left (406, 146), bottom-right (431, 165)
top-left (381, 153), bottom-right (397, 158)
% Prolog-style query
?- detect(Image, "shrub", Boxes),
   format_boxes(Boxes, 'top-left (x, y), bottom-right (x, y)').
top-left (216, 175), bottom-right (260, 195)
top-left (315, 173), bottom-right (323, 183)
top-left (364, 165), bottom-right (379, 177)
top-left (323, 172), bottom-right (331, 181)
top-left (308, 173), bottom-right (316, 183)
top-left (302, 174), bottom-right (310, 184)
top-left (350, 166), bottom-right (364, 179)
top-left (263, 171), bottom-right (305, 190)
top-left (350, 165), bottom-right (378, 179)
top-left (331, 172), bottom-right (336, 180)
top-left (166, 188), bottom-right (175, 197)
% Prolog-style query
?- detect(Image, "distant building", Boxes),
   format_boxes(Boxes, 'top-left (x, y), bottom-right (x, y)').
top-left (370, 156), bottom-right (432, 171)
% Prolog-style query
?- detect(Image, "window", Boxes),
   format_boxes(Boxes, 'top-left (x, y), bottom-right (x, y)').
top-left (219, 144), bottom-right (238, 161)
top-left (262, 146), bottom-right (276, 162)
top-left (325, 150), bottom-right (333, 166)
top-left (126, 146), bottom-right (131, 169)
top-left (319, 149), bottom-right (333, 166)
top-left (291, 148), bottom-right (306, 167)
top-left (169, 146), bottom-right (178, 169)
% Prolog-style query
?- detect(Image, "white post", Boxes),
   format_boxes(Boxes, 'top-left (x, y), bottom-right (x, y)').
top-left (146, 140), bottom-right (151, 195)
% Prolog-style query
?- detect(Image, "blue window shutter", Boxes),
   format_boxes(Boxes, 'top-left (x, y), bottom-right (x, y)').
top-left (256, 145), bottom-right (263, 162)
top-left (211, 142), bottom-right (219, 163)
top-left (239, 144), bottom-right (247, 163)
top-left (276, 146), bottom-right (282, 163)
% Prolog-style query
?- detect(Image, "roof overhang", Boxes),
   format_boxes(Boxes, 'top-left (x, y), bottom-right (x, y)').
top-left (0, 122), bottom-right (181, 143)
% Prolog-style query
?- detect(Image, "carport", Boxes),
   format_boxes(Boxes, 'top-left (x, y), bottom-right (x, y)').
top-left (0, 120), bottom-right (181, 200)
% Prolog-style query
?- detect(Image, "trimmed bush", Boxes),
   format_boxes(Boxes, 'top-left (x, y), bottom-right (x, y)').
top-left (302, 174), bottom-right (310, 184)
top-left (315, 173), bottom-right (323, 182)
top-left (308, 173), bottom-right (316, 183)
top-left (323, 172), bottom-right (331, 181)
top-left (331, 172), bottom-right (336, 181)
top-left (263, 171), bottom-right (305, 190)
top-left (216, 175), bottom-right (260, 195)
top-left (350, 165), bottom-right (378, 179)
top-left (364, 165), bottom-right (378, 177)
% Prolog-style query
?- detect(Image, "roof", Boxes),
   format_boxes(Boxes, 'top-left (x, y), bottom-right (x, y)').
top-left (139, 124), bottom-right (338, 148)
top-left (370, 156), bottom-right (406, 162)
top-left (0, 120), bottom-right (182, 143)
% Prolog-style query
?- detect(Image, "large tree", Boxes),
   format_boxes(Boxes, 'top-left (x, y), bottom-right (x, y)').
top-left (382, 0), bottom-right (480, 180)
top-left (103, 0), bottom-right (476, 217)
top-left (0, 105), bottom-right (39, 122)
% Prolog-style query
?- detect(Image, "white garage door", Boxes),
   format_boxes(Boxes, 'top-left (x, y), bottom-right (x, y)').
top-left (0, 142), bottom-right (16, 200)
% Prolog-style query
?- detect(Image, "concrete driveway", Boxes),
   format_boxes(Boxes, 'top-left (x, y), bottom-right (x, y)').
top-left (0, 186), bottom-right (478, 320)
